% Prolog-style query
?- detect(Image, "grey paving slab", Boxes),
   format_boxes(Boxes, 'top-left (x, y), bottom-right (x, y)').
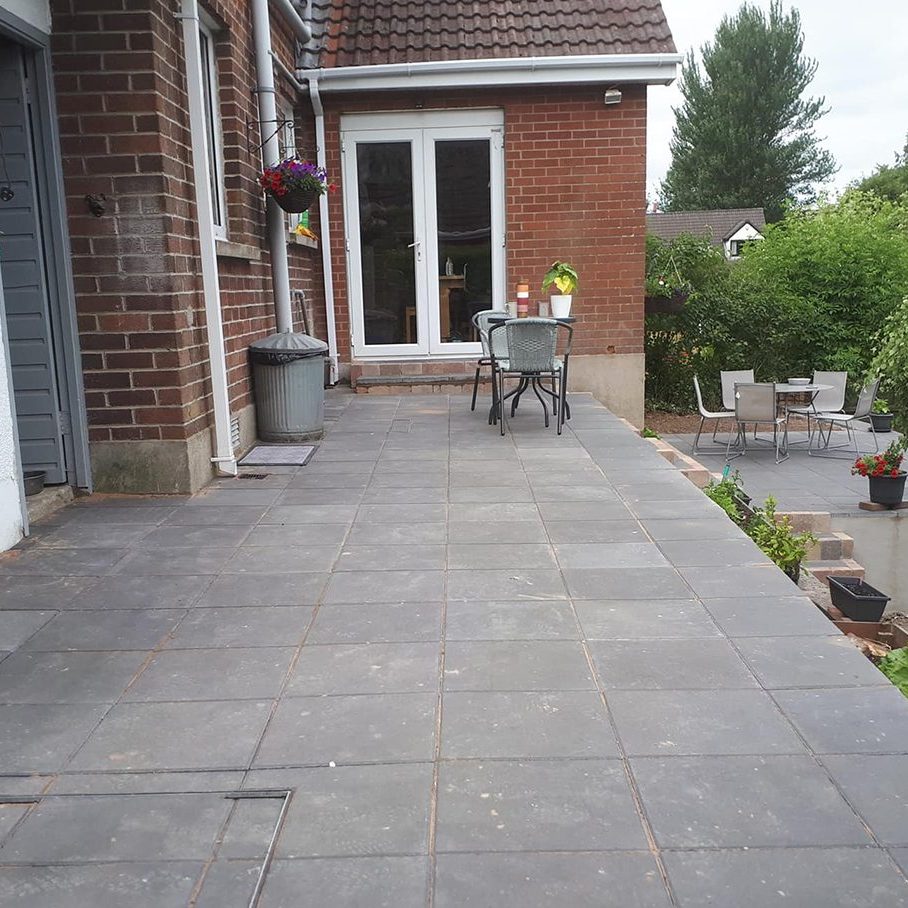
top-left (51, 770), bottom-right (243, 795)
top-left (448, 502), bottom-right (541, 521)
top-left (821, 754), bottom-right (908, 845)
top-left (658, 537), bottom-right (771, 567)
top-left (435, 853), bottom-right (672, 908)
top-left (324, 569), bottom-right (445, 603)
top-left (22, 608), bottom-right (181, 651)
top-left (253, 693), bottom-right (437, 766)
top-left (891, 848), bottom-right (908, 876)
top-left (247, 762), bottom-right (433, 857)
top-left (447, 568), bottom-right (567, 601)
top-left (259, 856), bottom-right (428, 908)
top-left (444, 640), bottom-right (594, 691)
top-left (287, 642), bottom-right (439, 696)
top-left (679, 564), bottom-right (801, 598)
top-left (447, 542), bottom-right (556, 570)
top-left (555, 541), bottom-right (669, 569)
top-left (167, 605), bottom-right (313, 648)
top-left (165, 504), bottom-right (268, 525)
top-left (544, 520), bottom-right (646, 544)
top-left (0, 650), bottom-right (146, 704)
top-left (445, 601), bottom-right (576, 640)
top-left (609, 689), bottom-right (807, 756)
top-left (218, 797), bottom-right (283, 859)
top-left (70, 573), bottom-right (213, 609)
top-left (773, 687), bottom-right (908, 753)
top-left (361, 486), bottom-right (448, 504)
top-left (0, 609), bottom-right (55, 648)
top-left (260, 504), bottom-right (358, 524)
top-left (0, 547), bottom-right (127, 576)
top-left (277, 487), bottom-right (365, 505)
top-left (57, 506), bottom-right (175, 525)
top-left (71, 700), bottom-right (271, 770)
top-left (307, 603), bottom-right (443, 644)
top-left (575, 599), bottom-right (719, 639)
top-left (0, 793), bottom-right (230, 861)
top-left (0, 802), bottom-right (29, 840)
top-left (137, 524), bottom-right (251, 548)
top-left (336, 544), bottom-right (446, 571)
top-left (0, 575), bottom-right (93, 610)
top-left (123, 647), bottom-right (295, 702)
top-left (0, 703), bottom-right (107, 772)
top-left (36, 522), bottom-right (157, 548)
top-left (194, 860), bottom-right (259, 908)
top-left (113, 546), bottom-right (236, 575)
top-left (537, 500), bottom-right (632, 521)
top-left (735, 634), bottom-right (889, 688)
top-left (447, 520), bottom-right (547, 544)
top-left (703, 596), bottom-right (835, 636)
top-left (0, 863), bottom-right (202, 908)
top-left (662, 847), bottom-right (908, 908)
top-left (589, 638), bottom-right (759, 690)
top-left (640, 517), bottom-right (747, 541)
top-left (441, 690), bottom-right (617, 759)
top-left (436, 759), bottom-right (647, 852)
top-left (563, 567), bottom-right (691, 600)
top-left (197, 572), bottom-right (328, 606)
top-left (242, 523), bottom-right (350, 547)
top-left (345, 522), bottom-right (447, 545)
top-left (356, 503), bottom-right (446, 524)
top-left (632, 755), bottom-right (874, 847)
top-left (186, 487), bottom-right (282, 507)
top-left (225, 544), bottom-right (341, 573)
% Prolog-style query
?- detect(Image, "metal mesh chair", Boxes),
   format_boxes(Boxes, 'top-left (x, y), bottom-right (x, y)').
top-left (725, 382), bottom-right (789, 463)
top-left (720, 369), bottom-right (755, 411)
top-left (809, 377), bottom-right (880, 458)
top-left (787, 371), bottom-right (847, 441)
top-left (693, 374), bottom-right (735, 453)
top-left (488, 318), bottom-right (572, 436)
top-left (470, 309), bottom-right (509, 412)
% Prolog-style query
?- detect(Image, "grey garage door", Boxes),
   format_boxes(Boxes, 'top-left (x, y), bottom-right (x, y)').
top-left (0, 36), bottom-right (66, 484)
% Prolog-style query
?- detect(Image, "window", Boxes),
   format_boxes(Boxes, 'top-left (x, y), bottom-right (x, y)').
top-left (198, 20), bottom-right (227, 238)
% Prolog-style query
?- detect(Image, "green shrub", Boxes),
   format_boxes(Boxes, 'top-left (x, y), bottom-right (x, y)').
top-left (878, 647), bottom-right (908, 698)
top-left (745, 496), bottom-right (816, 576)
top-left (868, 295), bottom-right (908, 431)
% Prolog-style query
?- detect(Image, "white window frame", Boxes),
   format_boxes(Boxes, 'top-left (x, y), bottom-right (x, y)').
top-left (198, 16), bottom-right (227, 240)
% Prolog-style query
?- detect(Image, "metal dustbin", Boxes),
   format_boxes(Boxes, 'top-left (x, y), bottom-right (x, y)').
top-left (249, 331), bottom-right (328, 441)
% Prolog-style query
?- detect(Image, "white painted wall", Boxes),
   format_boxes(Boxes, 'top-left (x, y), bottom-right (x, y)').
top-left (724, 222), bottom-right (764, 258)
top-left (0, 0), bottom-right (51, 33)
top-left (0, 295), bottom-right (25, 552)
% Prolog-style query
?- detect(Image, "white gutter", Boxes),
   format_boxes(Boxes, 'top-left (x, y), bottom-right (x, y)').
top-left (308, 78), bottom-right (338, 383)
top-left (179, 0), bottom-right (237, 476)
top-left (252, 0), bottom-right (294, 333)
top-left (298, 53), bottom-right (682, 93)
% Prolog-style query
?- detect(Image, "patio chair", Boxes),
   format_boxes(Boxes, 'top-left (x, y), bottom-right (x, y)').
top-left (809, 377), bottom-right (880, 458)
top-left (488, 318), bottom-right (572, 436)
top-left (470, 309), bottom-right (509, 414)
top-left (692, 374), bottom-right (735, 453)
top-left (720, 369), bottom-right (755, 411)
top-left (787, 370), bottom-right (847, 442)
top-left (725, 382), bottom-right (789, 464)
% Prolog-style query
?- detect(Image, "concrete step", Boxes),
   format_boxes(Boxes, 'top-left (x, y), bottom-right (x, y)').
top-left (778, 511), bottom-right (832, 534)
top-left (806, 558), bottom-right (865, 587)
top-left (805, 531), bottom-right (854, 562)
top-left (355, 374), bottom-right (484, 395)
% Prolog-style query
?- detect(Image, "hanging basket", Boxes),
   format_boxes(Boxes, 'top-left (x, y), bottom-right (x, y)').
top-left (644, 289), bottom-right (689, 315)
top-left (268, 187), bottom-right (319, 214)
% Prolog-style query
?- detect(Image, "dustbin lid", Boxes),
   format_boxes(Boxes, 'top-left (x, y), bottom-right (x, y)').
top-left (249, 331), bottom-right (328, 359)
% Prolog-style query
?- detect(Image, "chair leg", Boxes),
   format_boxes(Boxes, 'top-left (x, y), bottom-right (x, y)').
top-left (557, 370), bottom-right (566, 435)
top-left (530, 378), bottom-right (550, 428)
top-left (470, 365), bottom-right (481, 412)
top-left (499, 370), bottom-right (507, 436)
top-left (694, 417), bottom-right (705, 453)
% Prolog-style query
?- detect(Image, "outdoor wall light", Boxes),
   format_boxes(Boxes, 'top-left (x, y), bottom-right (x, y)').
top-left (603, 89), bottom-right (623, 105)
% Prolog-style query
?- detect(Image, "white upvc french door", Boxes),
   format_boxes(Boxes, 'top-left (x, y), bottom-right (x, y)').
top-left (341, 110), bottom-right (505, 359)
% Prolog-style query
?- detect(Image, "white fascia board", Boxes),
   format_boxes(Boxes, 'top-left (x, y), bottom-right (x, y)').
top-left (299, 53), bottom-right (682, 93)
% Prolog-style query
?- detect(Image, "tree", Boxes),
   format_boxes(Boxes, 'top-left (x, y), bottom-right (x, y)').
top-left (854, 133), bottom-right (908, 203)
top-left (660, 1), bottom-right (837, 222)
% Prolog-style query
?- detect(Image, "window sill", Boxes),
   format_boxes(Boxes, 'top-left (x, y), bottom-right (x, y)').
top-left (287, 232), bottom-right (318, 250)
top-left (215, 239), bottom-right (262, 261)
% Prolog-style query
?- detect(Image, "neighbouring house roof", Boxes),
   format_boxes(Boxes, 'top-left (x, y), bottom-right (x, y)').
top-left (302, 0), bottom-right (676, 70)
top-left (646, 209), bottom-right (767, 245)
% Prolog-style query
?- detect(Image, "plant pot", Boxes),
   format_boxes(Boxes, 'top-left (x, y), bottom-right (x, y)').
top-left (868, 471), bottom-right (907, 506)
top-left (23, 470), bottom-right (46, 497)
top-left (550, 295), bottom-right (572, 318)
top-left (268, 186), bottom-right (319, 213)
top-left (869, 413), bottom-right (894, 432)
top-left (783, 563), bottom-right (801, 583)
top-left (644, 289), bottom-right (688, 315)
top-left (828, 576), bottom-right (890, 622)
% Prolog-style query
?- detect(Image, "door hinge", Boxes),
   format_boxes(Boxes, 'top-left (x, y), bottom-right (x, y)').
top-left (341, 139), bottom-right (346, 154)
top-left (345, 236), bottom-right (350, 252)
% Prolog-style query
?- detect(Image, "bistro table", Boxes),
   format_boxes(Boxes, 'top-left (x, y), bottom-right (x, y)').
top-left (485, 315), bottom-right (576, 425)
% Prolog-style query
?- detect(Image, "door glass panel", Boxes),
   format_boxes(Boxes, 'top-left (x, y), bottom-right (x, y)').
top-left (356, 142), bottom-right (417, 346)
top-left (434, 139), bottom-right (491, 344)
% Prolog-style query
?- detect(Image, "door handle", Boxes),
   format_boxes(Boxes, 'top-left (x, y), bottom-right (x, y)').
top-left (407, 240), bottom-right (422, 261)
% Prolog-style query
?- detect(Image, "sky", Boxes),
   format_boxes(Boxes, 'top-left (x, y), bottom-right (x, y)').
top-left (647, 0), bottom-right (908, 204)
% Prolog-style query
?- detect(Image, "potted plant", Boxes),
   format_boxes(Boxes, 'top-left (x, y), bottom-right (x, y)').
top-left (745, 496), bottom-right (815, 583)
top-left (852, 436), bottom-right (907, 507)
top-left (541, 261), bottom-right (578, 318)
top-left (869, 397), bottom-right (894, 433)
top-left (259, 157), bottom-right (331, 213)
top-left (828, 576), bottom-right (890, 622)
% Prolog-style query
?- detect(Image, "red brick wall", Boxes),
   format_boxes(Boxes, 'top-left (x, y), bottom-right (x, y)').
top-left (323, 84), bottom-right (647, 368)
top-left (50, 0), bottom-right (323, 455)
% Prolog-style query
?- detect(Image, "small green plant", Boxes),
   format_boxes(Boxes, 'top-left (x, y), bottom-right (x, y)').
top-left (878, 647), bottom-right (908, 698)
top-left (641, 427), bottom-right (661, 438)
top-left (746, 496), bottom-right (816, 577)
top-left (704, 471), bottom-right (747, 524)
top-left (541, 261), bottom-right (579, 296)
top-left (872, 397), bottom-right (891, 414)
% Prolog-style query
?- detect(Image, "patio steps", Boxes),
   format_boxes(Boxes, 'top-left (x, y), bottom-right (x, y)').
top-left (805, 531), bottom-right (854, 562)
top-left (805, 558), bottom-right (865, 585)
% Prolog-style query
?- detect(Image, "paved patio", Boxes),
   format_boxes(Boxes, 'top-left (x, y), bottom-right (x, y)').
top-left (1, 391), bottom-right (907, 906)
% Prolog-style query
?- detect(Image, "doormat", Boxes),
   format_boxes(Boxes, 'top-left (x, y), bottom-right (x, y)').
top-left (239, 445), bottom-right (317, 466)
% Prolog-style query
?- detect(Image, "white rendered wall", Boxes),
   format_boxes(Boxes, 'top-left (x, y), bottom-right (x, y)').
top-left (724, 222), bottom-right (763, 258)
top-left (0, 309), bottom-right (24, 551)
top-left (0, 0), bottom-right (51, 33)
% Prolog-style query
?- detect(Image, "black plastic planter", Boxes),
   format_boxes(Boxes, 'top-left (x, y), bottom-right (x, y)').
top-left (828, 576), bottom-right (890, 622)
top-left (869, 413), bottom-right (894, 433)
top-left (868, 472), bottom-right (907, 507)
top-left (269, 187), bottom-right (319, 213)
